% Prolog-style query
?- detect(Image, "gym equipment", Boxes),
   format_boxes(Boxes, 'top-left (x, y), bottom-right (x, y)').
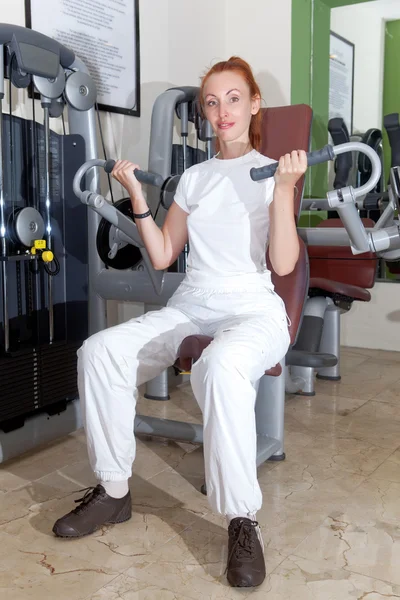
top-left (328, 117), bottom-right (385, 219)
top-left (74, 80), bottom-right (400, 489)
top-left (288, 117), bottom-right (395, 393)
top-left (2, 25), bottom-right (396, 473)
top-left (328, 118), bottom-right (353, 192)
top-left (75, 87), bottom-right (214, 403)
top-left (96, 198), bottom-right (142, 270)
top-left (0, 23), bottom-right (103, 462)
top-left (74, 102), bottom-right (320, 467)
top-left (253, 139), bottom-right (400, 395)
top-left (382, 113), bottom-right (400, 277)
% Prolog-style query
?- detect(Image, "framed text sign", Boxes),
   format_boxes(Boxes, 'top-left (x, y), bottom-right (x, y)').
top-left (25, 0), bottom-right (141, 117)
top-left (329, 31), bottom-right (354, 134)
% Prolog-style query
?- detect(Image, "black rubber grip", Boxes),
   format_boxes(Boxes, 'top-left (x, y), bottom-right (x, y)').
top-left (250, 145), bottom-right (336, 181)
top-left (104, 159), bottom-right (116, 173)
top-left (134, 170), bottom-right (164, 187)
top-left (104, 160), bottom-right (163, 187)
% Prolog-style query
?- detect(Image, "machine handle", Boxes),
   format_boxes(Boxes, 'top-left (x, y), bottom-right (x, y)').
top-left (250, 145), bottom-right (335, 181)
top-left (104, 159), bottom-right (164, 188)
top-left (333, 142), bottom-right (381, 199)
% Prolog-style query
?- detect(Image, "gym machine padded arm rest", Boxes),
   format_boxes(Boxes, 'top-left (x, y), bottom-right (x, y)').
top-left (309, 277), bottom-right (371, 302)
top-left (177, 337), bottom-right (337, 374)
top-left (286, 349), bottom-right (337, 369)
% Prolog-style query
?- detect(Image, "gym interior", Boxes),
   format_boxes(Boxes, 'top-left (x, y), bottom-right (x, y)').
top-left (0, 0), bottom-right (400, 598)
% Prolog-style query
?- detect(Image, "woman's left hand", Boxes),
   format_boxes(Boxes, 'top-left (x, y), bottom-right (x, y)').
top-left (274, 150), bottom-right (308, 188)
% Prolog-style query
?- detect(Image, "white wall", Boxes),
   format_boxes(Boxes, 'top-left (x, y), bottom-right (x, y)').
top-left (341, 281), bottom-right (400, 351)
top-left (225, 0), bottom-right (292, 108)
top-left (331, 0), bottom-right (400, 134)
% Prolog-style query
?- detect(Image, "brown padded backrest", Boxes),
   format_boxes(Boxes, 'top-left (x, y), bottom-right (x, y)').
top-left (267, 236), bottom-right (309, 345)
top-left (259, 104), bottom-right (312, 344)
top-left (260, 105), bottom-right (313, 221)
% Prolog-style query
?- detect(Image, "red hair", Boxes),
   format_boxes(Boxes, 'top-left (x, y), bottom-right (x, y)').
top-left (199, 56), bottom-right (262, 152)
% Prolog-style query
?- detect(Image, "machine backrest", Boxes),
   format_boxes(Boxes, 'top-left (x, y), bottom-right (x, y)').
top-left (260, 104), bottom-right (313, 220)
top-left (267, 237), bottom-right (309, 346)
top-left (260, 104), bottom-right (313, 345)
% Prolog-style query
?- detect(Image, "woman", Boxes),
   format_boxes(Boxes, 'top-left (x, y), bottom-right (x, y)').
top-left (53, 57), bottom-right (307, 588)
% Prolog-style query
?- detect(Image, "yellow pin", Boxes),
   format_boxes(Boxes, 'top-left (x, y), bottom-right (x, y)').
top-left (42, 251), bottom-right (54, 263)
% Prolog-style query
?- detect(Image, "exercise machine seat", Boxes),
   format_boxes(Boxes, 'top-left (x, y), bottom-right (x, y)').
top-left (177, 236), bottom-right (309, 375)
top-left (307, 218), bottom-right (377, 297)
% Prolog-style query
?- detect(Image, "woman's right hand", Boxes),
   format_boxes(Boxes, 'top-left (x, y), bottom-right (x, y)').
top-left (111, 160), bottom-right (143, 198)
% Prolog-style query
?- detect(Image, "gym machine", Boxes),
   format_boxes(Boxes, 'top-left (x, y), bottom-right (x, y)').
top-left (2, 24), bottom-right (399, 465)
top-left (286, 118), bottom-right (400, 394)
top-left (74, 95), bottom-right (400, 453)
top-left (0, 23), bottom-right (102, 462)
top-left (261, 142), bottom-right (400, 395)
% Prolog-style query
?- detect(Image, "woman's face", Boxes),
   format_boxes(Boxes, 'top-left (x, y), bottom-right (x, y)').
top-left (203, 70), bottom-right (260, 147)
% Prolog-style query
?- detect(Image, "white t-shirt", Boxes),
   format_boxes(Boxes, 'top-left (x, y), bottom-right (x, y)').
top-left (173, 149), bottom-right (276, 286)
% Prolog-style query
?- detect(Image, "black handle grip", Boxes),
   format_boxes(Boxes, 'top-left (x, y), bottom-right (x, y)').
top-left (250, 145), bottom-right (336, 181)
top-left (104, 159), bottom-right (117, 173)
top-left (104, 159), bottom-right (164, 188)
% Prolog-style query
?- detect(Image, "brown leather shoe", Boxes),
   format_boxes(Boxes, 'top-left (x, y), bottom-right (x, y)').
top-left (226, 517), bottom-right (266, 587)
top-left (52, 484), bottom-right (131, 538)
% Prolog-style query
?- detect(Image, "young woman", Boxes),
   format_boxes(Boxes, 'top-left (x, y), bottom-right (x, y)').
top-left (53, 57), bottom-right (307, 588)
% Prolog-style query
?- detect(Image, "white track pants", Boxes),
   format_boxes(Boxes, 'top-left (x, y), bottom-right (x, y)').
top-left (78, 275), bottom-right (290, 516)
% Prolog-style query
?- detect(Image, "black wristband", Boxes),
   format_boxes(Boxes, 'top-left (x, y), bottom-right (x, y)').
top-left (133, 209), bottom-right (152, 219)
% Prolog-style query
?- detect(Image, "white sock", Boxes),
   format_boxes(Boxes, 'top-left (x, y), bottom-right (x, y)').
top-left (101, 480), bottom-right (129, 499)
top-left (226, 512), bottom-right (257, 526)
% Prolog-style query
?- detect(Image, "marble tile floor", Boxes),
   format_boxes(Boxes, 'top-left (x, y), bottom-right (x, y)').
top-left (0, 346), bottom-right (400, 599)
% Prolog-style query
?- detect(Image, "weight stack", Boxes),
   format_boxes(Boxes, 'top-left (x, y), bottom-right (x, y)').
top-left (0, 115), bottom-right (88, 432)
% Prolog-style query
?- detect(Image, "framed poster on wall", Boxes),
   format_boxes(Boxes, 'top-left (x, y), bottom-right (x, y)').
top-left (329, 31), bottom-right (354, 134)
top-left (25, 0), bottom-right (141, 117)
